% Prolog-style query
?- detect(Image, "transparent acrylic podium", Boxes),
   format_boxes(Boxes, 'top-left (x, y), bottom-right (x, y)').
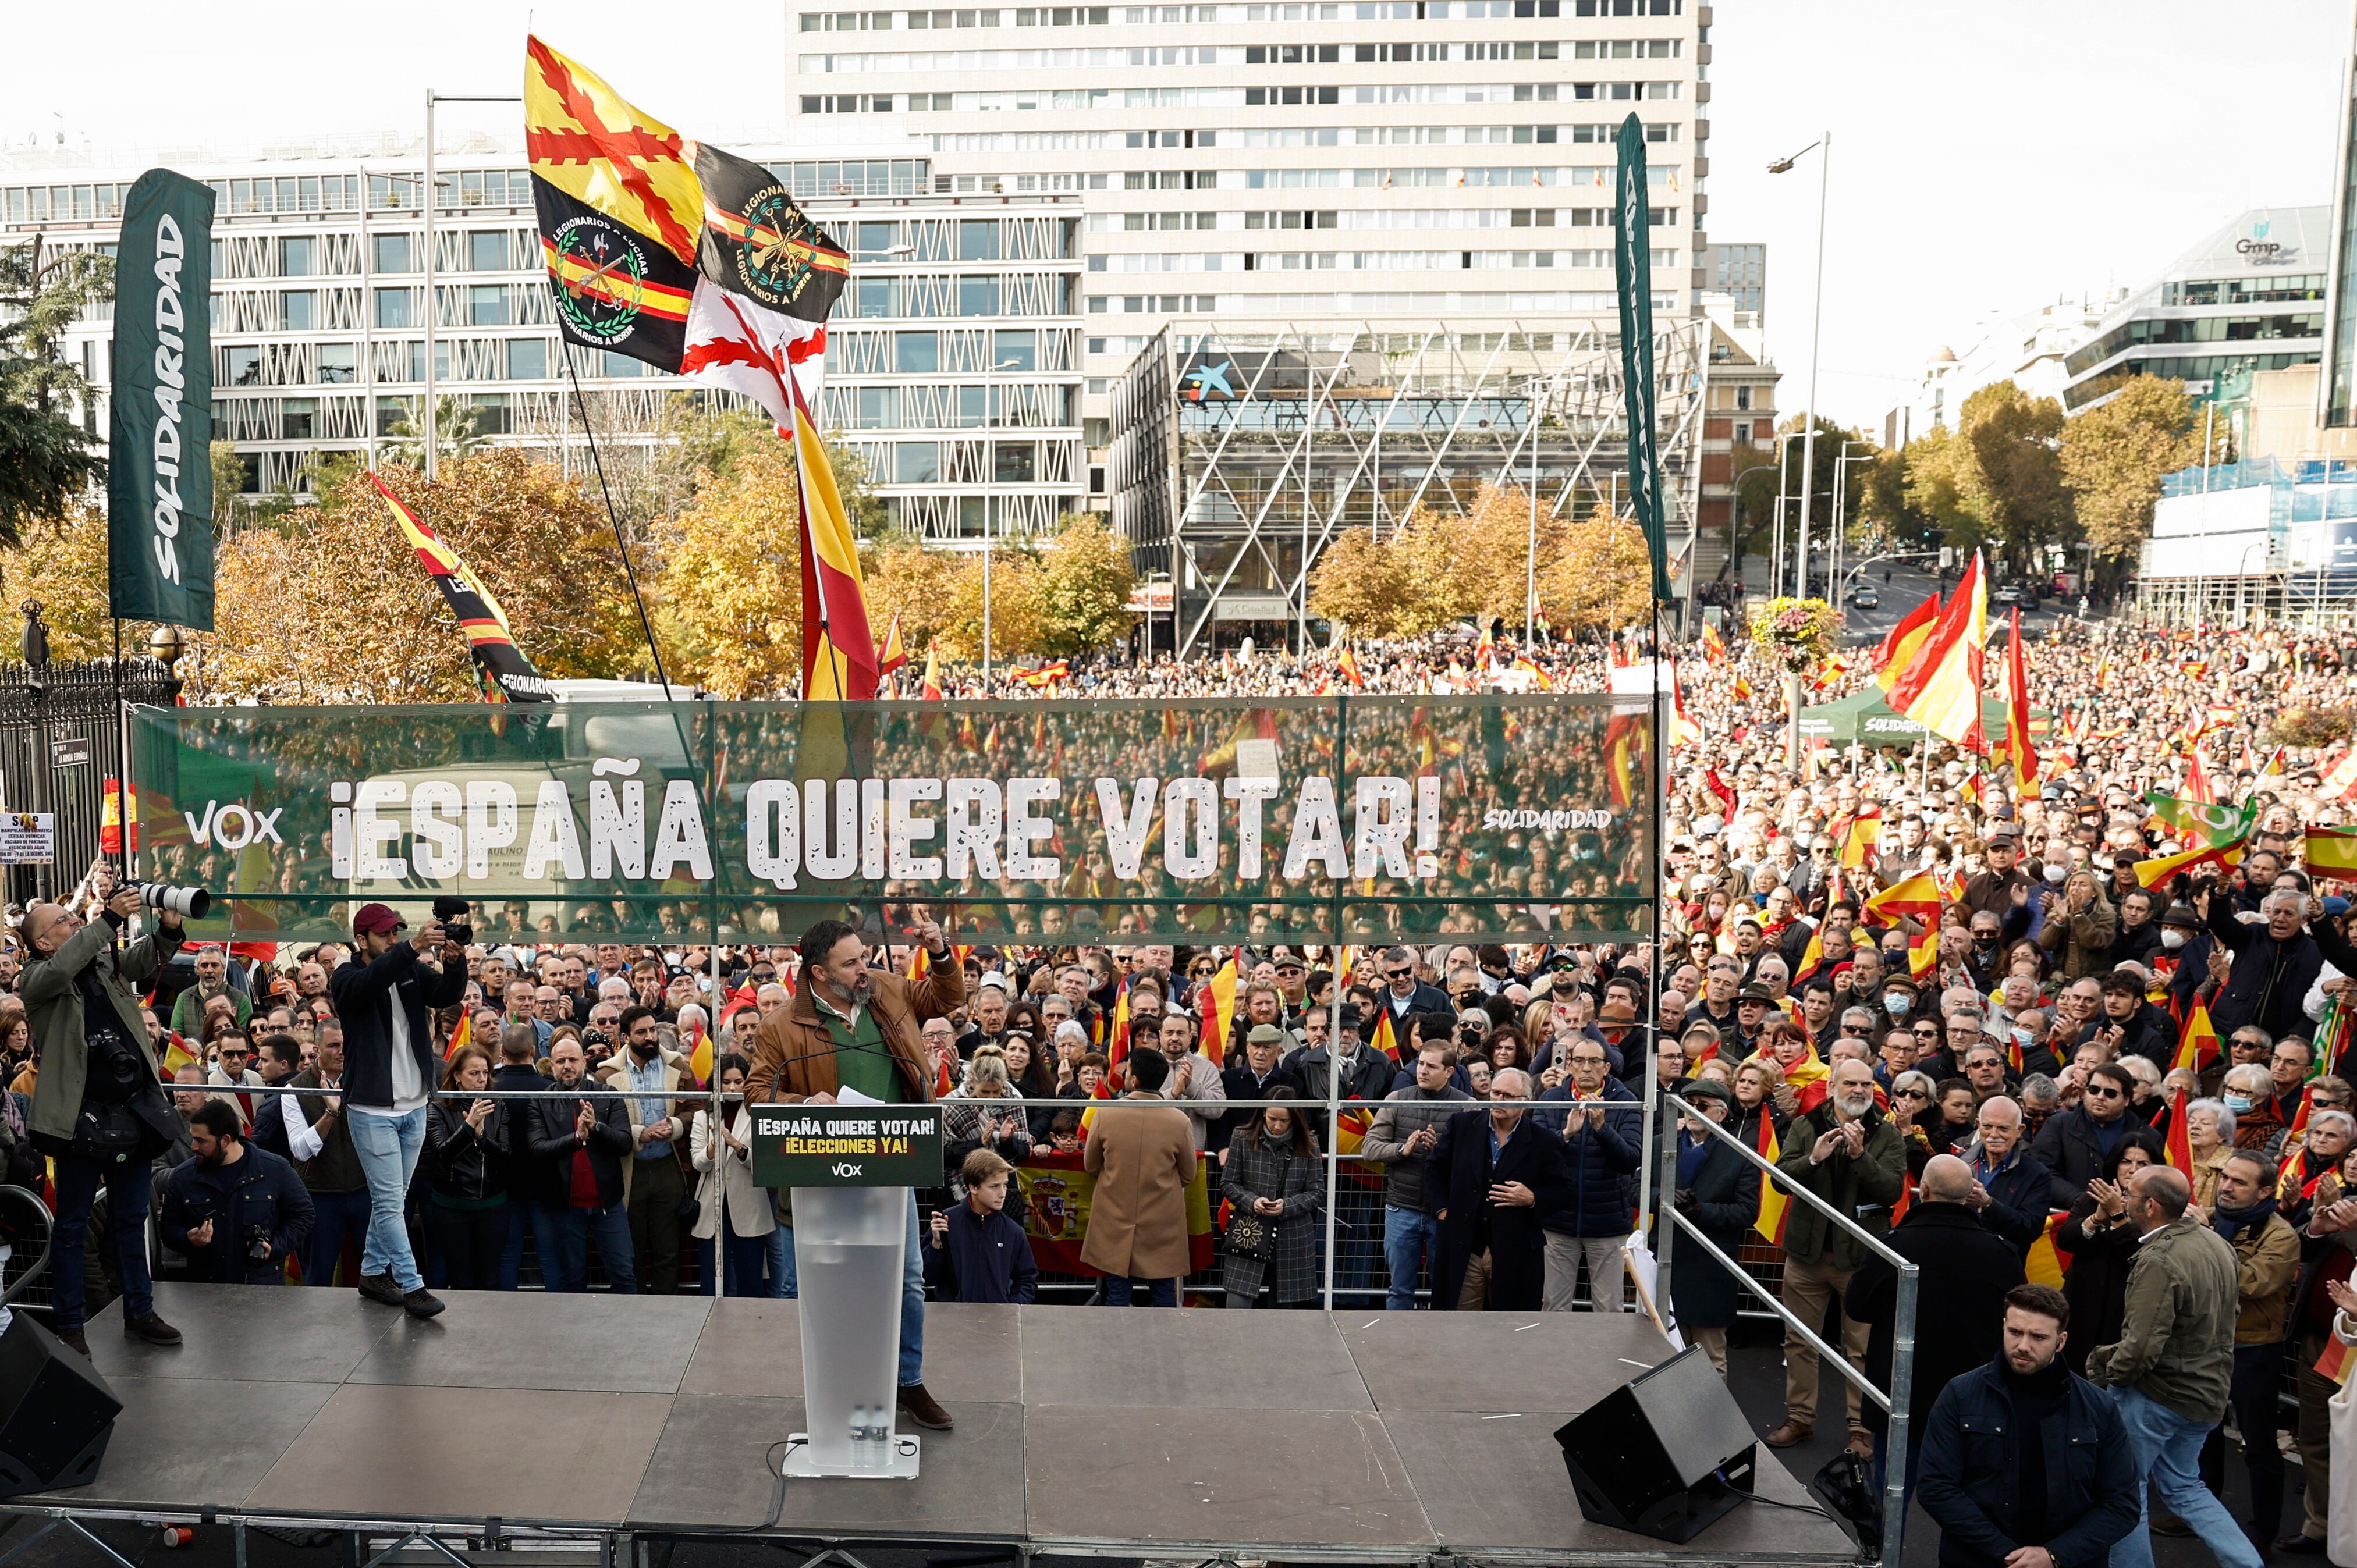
top-left (783, 1185), bottom-right (921, 1480)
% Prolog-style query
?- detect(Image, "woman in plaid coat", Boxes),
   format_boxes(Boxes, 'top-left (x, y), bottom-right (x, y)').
top-left (1220, 1089), bottom-right (1325, 1307)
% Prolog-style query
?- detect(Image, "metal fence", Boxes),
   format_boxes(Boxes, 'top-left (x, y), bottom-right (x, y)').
top-left (0, 654), bottom-right (179, 905)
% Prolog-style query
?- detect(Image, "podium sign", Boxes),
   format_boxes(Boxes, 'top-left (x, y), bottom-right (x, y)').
top-left (749, 1104), bottom-right (943, 1189)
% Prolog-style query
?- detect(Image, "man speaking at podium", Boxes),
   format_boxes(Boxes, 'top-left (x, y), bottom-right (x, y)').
top-left (745, 914), bottom-right (964, 1435)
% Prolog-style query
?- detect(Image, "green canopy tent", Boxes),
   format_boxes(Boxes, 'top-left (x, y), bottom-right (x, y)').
top-left (1796, 687), bottom-right (2049, 748)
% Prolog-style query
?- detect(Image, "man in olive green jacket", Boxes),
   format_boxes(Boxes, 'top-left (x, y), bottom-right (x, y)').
top-left (2085, 1164), bottom-right (2257, 1568)
top-left (1766, 1058), bottom-right (1907, 1455)
top-left (23, 874), bottom-right (186, 1356)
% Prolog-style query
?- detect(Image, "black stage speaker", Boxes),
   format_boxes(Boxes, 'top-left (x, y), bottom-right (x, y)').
top-left (0, 1313), bottom-right (120, 1496)
top-left (1552, 1344), bottom-right (1756, 1543)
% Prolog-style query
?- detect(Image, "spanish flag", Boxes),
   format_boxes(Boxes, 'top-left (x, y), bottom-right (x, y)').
top-left (2319, 1333), bottom-right (2355, 1389)
top-left (1872, 589), bottom-right (1941, 694)
top-left (789, 378), bottom-right (879, 703)
top-left (686, 1018), bottom-right (714, 1087)
top-left (2171, 1004), bottom-right (2222, 1076)
top-left (1701, 621), bottom-right (1727, 664)
top-left (2134, 834), bottom-right (2246, 891)
top-left (1864, 871), bottom-right (1942, 930)
top-left (1753, 1115), bottom-right (1788, 1245)
top-left (2163, 1083), bottom-right (2195, 1175)
top-left (1337, 642), bottom-right (1365, 687)
top-left (442, 1008), bottom-right (474, 1063)
top-left (1887, 551), bottom-right (1987, 749)
top-left (2003, 607), bottom-right (2037, 793)
top-left (2024, 1211), bottom-right (2074, 1289)
top-left (1194, 954), bottom-right (1238, 1068)
top-left (2305, 825), bottom-right (2357, 877)
top-left (877, 612), bottom-right (909, 677)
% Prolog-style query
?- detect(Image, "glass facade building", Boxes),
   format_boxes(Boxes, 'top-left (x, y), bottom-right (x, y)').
top-left (5, 152), bottom-right (1085, 543)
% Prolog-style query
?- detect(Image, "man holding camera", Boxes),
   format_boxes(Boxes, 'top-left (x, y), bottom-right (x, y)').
top-left (161, 1100), bottom-right (314, 1285)
top-left (24, 867), bottom-right (189, 1357)
top-left (329, 903), bottom-right (467, 1318)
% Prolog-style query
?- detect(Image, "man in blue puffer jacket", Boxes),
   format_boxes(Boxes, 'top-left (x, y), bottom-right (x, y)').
top-left (1532, 1033), bottom-right (1639, 1313)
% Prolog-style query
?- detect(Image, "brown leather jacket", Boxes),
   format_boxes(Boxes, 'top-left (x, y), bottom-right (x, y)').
top-left (743, 960), bottom-right (965, 1105)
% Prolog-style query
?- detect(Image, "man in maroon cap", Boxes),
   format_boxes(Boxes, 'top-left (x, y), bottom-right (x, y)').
top-left (327, 903), bottom-right (468, 1317)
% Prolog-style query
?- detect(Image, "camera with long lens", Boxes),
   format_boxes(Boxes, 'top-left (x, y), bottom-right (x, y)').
top-left (131, 882), bottom-right (211, 919)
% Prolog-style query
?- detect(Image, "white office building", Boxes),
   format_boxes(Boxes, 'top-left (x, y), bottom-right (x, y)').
top-left (787, 0), bottom-right (1712, 417)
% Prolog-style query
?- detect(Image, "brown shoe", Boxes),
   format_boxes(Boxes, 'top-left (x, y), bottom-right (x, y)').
top-left (1762, 1420), bottom-right (1813, 1449)
top-left (1846, 1430), bottom-right (1875, 1461)
top-left (895, 1382), bottom-right (953, 1432)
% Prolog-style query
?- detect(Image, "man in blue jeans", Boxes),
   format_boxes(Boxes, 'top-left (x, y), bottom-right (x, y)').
top-left (328, 904), bottom-right (467, 1320)
top-left (2084, 1162), bottom-right (2259, 1568)
top-left (1359, 1041), bottom-right (1468, 1307)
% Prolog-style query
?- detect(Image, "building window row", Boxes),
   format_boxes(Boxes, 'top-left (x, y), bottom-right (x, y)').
top-left (799, 0), bottom-right (1687, 29)
top-left (1085, 246), bottom-right (1672, 271)
top-left (2160, 274), bottom-right (2326, 307)
top-left (2064, 312), bottom-right (2325, 377)
top-left (803, 42), bottom-right (1678, 71)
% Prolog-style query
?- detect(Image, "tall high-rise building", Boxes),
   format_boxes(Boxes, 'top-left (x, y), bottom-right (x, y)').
top-left (787, 0), bottom-right (1713, 423)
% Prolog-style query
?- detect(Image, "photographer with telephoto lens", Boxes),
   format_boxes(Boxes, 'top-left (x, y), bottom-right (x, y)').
top-left (24, 864), bottom-right (194, 1357)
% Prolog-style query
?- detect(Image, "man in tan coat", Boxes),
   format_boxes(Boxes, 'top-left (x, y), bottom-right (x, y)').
top-left (1082, 1048), bottom-right (1198, 1306)
top-left (742, 915), bottom-right (964, 1431)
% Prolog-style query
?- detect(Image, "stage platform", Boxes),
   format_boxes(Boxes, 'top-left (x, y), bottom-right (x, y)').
top-left (27, 1284), bottom-right (1857, 1566)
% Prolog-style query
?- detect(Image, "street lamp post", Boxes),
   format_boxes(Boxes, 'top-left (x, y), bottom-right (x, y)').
top-left (1769, 132), bottom-right (1831, 602)
top-left (1727, 460), bottom-right (1777, 602)
top-left (1831, 438), bottom-right (1873, 598)
top-left (1770, 430), bottom-right (1802, 596)
top-left (981, 354), bottom-right (1024, 681)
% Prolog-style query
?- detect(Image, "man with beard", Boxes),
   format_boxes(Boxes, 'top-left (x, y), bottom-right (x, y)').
top-left (743, 915), bottom-right (965, 1435)
top-left (1917, 1283), bottom-right (2141, 1568)
top-left (159, 1100), bottom-right (314, 1285)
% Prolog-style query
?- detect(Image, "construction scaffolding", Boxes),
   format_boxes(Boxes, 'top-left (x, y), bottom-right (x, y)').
top-left (1109, 317), bottom-right (1708, 656)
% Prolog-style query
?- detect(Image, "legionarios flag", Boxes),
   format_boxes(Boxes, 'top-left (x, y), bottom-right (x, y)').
top-left (693, 140), bottom-right (851, 322)
top-left (2305, 825), bottom-right (2357, 877)
top-left (532, 179), bottom-right (697, 373)
top-left (1610, 113), bottom-right (1671, 602)
top-left (108, 169), bottom-right (216, 631)
top-left (371, 474), bottom-right (551, 704)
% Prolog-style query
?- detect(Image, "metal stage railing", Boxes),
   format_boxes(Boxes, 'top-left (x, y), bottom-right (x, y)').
top-left (1653, 1090), bottom-right (1918, 1566)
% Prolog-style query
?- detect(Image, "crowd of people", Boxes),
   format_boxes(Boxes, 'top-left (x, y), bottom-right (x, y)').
top-left (8, 608), bottom-right (2357, 1562)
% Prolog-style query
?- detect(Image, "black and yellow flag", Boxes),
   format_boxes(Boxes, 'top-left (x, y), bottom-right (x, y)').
top-left (371, 474), bottom-right (551, 705)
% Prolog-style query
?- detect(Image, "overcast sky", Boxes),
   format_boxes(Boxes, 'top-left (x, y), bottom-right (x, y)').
top-left (5, 0), bottom-right (2351, 435)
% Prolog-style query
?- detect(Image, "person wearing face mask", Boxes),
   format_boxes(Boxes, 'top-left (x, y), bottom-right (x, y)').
top-left (1878, 973), bottom-right (1920, 1033)
top-left (690, 1054), bottom-right (776, 1296)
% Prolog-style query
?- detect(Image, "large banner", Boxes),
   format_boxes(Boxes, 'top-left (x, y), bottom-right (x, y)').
top-left (127, 696), bottom-right (1654, 945)
top-left (108, 169), bottom-right (216, 631)
top-left (1611, 114), bottom-right (1670, 605)
top-left (1016, 1148), bottom-right (1215, 1277)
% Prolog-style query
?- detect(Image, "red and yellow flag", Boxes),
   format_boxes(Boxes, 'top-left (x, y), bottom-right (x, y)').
top-left (2003, 607), bottom-right (2037, 793)
top-left (1700, 621), bottom-right (1728, 664)
top-left (2024, 1211), bottom-right (2074, 1289)
top-left (877, 612), bottom-right (908, 677)
top-left (1337, 642), bottom-right (1365, 687)
top-left (2171, 1004), bottom-right (2222, 1076)
top-left (442, 1008), bottom-right (474, 1063)
top-left (524, 37), bottom-right (702, 264)
top-left (1194, 955), bottom-right (1238, 1068)
top-left (1864, 871), bottom-right (1942, 930)
top-left (686, 1018), bottom-right (714, 1087)
top-left (2305, 825), bottom-right (2357, 878)
top-left (1753, 1115), bottom-right (1788, 1245)
top-left (2319, 1332), bottom-right (2356, 1389)
top-left (2164, 1083), bottom-right (2195, 1175)
top-left (1888, 551), bottom-right (1987, 749)
top-left (789, 382), bottom-right (879, 703)
top-left (372, 474), bottom-right (549, 705)
top-left (1872, 589), bottom-right (1941, 694)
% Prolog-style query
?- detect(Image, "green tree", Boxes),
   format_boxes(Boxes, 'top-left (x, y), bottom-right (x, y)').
top-left (378, 393), bottom-right (489, 471)
top-left (1906, 383), bottom-right (2071, 573)
top-left (1721, 439), bottom-right (1780, 581)
top-left (2058, 374), bottom-right (2209, 578)
top-left (1036, 512), bottom-right (1138, 655)
top-left (0, 237), bottom-right (112, 543)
